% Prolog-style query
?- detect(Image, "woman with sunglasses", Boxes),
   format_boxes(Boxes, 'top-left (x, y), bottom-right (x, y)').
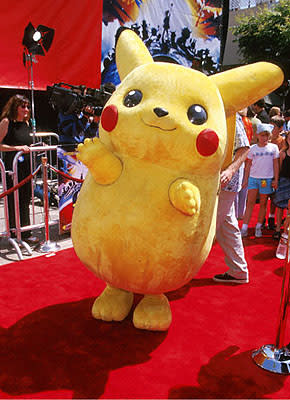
top-left (0, 94), bottom-right (39, 245)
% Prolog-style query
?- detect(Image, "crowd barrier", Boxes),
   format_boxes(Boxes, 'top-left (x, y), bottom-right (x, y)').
top-left (0, 132), bottom-right (73, 260)
top-left (0, 134), bottom-right (86, 261)
top-left (0, 158), bottom-right (29, 260)
top-left (30, 131), bottom-right (59, 181)
top-left (0, 145), bottom-right (58, 260)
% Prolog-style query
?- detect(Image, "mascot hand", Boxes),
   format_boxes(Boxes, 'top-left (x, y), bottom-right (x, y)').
top-left (77, 138), bottom-right (122, 185)
top-left (169, 179), bottom-right (200, 216)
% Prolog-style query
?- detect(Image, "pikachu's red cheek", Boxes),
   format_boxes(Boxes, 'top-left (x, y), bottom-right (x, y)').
top-left (196, 129), bottom-right (219, 157)
top-left (101, 105), bottom-right (118, 132)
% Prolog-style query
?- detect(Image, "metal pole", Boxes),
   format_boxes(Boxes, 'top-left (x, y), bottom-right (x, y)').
top-left (29, 54), bottom-right (36, 140)
top-left (39, 156), bottom-right (60, 253)
top-left (275, 228), bottom-right (290, 349)
top-left (43, 157), bottom-right (49, 242)
top-left (252, 209), bottom-right (290, 374)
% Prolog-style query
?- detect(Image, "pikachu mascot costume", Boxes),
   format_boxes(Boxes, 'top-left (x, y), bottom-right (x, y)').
top-left (72, 28), bottom-right (283, 331)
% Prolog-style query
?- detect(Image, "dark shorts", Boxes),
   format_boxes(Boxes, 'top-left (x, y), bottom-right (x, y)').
top-left (273, 177), bottom-right (290, 209)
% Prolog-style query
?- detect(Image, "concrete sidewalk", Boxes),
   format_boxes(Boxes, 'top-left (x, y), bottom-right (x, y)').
top-left (0, 199), bottom-right (73, 265)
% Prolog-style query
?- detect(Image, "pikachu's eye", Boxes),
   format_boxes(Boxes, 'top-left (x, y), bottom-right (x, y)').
top-left (124, 90), bottom-right (142, 107)
top-left (187, 104), bottom-right (207, 125)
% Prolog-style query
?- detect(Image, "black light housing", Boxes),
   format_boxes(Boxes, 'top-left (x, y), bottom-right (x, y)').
top-left (22, 22), bottom-right (55, 57)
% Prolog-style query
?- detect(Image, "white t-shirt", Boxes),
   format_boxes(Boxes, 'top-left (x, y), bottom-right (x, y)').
top-left (248, 142), bottom-right (279, 179)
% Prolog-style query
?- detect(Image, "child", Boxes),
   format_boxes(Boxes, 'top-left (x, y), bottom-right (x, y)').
top-left (269, 106), bottom-right (281, 118)
top-left (272, 131), bottom-right (290, 239)
top-left (241, 123), bottom-right (279, 238)
top-left (270, 115), bottom-right (286, 149)
top-left (267, 115), bottom-right (286, 229)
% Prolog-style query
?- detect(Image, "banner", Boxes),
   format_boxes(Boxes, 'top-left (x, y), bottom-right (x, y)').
top-left (101, 0), bottom-right (223, 85)
top-left (0, 0), bottom-right (103, 90)
top-left (57, 148), bottom-right (88, 234)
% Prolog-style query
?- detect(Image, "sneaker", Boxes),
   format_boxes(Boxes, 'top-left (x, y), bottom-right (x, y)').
top-left (213, 272), bottom-right (249, 284)
top-left (240, 226), bottom-right (248, 237)
top-left (255, 225), bottom-right (263, 238)
top-left (268, 217), bottom-right (276, 230)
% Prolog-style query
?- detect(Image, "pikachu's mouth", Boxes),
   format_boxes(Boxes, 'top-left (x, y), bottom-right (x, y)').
top-left (141, 118), bottom-right (177, 132)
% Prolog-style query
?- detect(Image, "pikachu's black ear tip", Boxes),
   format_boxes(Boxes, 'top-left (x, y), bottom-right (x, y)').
top-left (115, 27), bottom-right (131, 47)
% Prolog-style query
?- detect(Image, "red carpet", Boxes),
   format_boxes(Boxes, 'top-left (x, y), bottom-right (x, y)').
top-left (0, 207), bottom-right (290, 399)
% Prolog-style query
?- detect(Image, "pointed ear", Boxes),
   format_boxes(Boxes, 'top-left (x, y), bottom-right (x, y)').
top-left (210, 62), bottom-right (284, 117)
top-left (221, 115), bottom-right (236, 170)
top-left (115, 28), bottom-right (154, 81)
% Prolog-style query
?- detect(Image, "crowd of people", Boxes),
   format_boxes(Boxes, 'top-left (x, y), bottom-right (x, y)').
top-left (214, 100), bottom-right (290, 284)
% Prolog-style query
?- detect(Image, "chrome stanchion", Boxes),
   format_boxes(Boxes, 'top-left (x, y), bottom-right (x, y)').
top-left (39, 156), bottom-right (60, 253)
top-left (252, 214), bottom-right (290, 374)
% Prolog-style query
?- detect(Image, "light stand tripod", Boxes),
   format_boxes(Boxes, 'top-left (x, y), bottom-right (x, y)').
top-left (25, 51), bottom-right (37, 143)
top-left (22, 22), bottom-right (55, 164)
top-left (22, 22), bottom-right (55, 139)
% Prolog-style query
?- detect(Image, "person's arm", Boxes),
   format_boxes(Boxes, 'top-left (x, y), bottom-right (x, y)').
top-left (242, 158), bottom-right (252, 188)
top-left (0, 118), bottom-right (8, 143)
top-left (279, 150), bottom-right (285, 169)
top-left (272, 157), bottom-right (279, 189)
top-left (220, 146), bottom-right (249, 188)
top-left (0, 118), bottom-right (30, 153)
top-left (84, 118), bottom-right (99, 139)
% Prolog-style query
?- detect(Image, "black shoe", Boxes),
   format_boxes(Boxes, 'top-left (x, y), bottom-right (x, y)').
top-left (273, 231), bottom-right (281, 240)
top-left (213, 272), bottom-right (249, 284)
top-left (268, 217), bottom-right (276, 230)
top-left (23, 236), bottom-right (40, 245)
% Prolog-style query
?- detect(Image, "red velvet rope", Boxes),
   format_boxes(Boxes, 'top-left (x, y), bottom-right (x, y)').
top-left (48, 164), bottom-right (84, 183)
top-left (0, 164), bottom-right (41, 200)
top-left (0, 163), bottom-right (84, 201)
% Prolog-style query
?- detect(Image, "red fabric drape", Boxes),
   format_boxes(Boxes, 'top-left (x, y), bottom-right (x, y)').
top-left (0, 0), bottom-right (102, 90)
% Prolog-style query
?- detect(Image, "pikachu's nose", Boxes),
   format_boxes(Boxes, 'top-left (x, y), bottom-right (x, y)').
top-left (154, 107), bottom-right (169, 118)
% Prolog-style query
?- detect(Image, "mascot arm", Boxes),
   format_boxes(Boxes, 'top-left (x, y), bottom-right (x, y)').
top-left (77, 138), bottom-right (122, 185)
top-left (169, 179), bottom-right (201, 216)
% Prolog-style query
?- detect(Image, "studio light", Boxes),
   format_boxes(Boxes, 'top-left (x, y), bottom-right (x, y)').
top-left (22, 22), bottom-right (55, 137)
top-left (22, 22), bottom-right (55, 57)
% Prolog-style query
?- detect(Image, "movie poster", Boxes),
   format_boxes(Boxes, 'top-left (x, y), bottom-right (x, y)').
top-left (57, 148), bottom-right (87, 234)
top-left (101, 0), bottom-right (223, 85)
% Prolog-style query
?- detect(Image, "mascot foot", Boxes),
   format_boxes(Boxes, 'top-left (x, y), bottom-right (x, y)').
top-left (92, 285), bottom-right (134, 322)
top-left (133, 294), bottom-right (172, 331)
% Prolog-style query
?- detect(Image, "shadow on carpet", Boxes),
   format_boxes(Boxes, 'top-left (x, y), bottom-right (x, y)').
top-left (0, 297), bottom-right (167, 399)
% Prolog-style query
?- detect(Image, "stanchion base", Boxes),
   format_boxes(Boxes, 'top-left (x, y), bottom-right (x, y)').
top-left (252, 344), bottom-right (290, 374)
top-left (39, 240), bottom-right (61, 254)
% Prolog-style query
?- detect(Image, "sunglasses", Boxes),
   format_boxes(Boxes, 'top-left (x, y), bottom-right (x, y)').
top-left (20, 104), bottom-right (30, 109)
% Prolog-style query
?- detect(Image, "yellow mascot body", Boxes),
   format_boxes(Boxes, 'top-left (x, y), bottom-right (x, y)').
top-left (71, 29), bottom-right (283, 331)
